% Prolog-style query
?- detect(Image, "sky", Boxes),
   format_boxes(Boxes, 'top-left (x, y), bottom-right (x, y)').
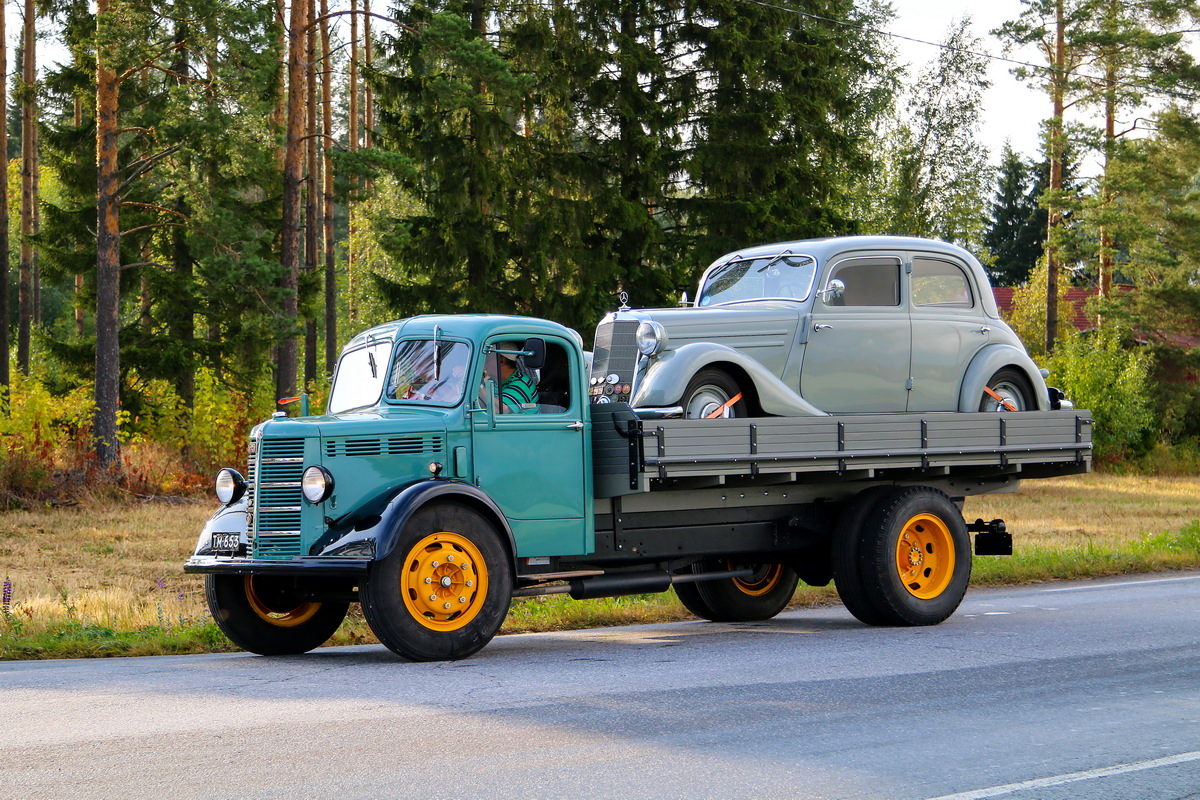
top-left (886, 0), bottom-right (1048, 163)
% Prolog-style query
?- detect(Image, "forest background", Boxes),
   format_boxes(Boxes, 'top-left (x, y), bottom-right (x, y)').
top-left (2, 0), bottom-right (1200, 503)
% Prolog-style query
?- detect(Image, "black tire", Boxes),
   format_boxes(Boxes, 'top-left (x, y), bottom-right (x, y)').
top-left (833, 486), bottom-right (971, 627)
top-left (979, 368), bottom-right (1035, 412)
top-left (361, 503), bottom-right (513, 661)
top-left (675, 559), bottom-right (798, 622)
top-left (205, 574), bottom-right (349, 656)
top-left (831, 486), bottom-right (896, 626)
top-left (682, 368), bottom-right (747, 419)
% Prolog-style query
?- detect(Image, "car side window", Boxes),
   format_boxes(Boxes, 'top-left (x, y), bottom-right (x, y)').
top-left (912, 258), bottom-right (974, 308)
top-left (825, 257), bottom-right (901, 307)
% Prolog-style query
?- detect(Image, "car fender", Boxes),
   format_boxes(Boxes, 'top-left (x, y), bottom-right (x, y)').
top-left (958, 344), bottom-right (1051, 411)
top-left (633, 342), bottom-right (828, 416)
top-left (317, 479), bottom-right (518, 570)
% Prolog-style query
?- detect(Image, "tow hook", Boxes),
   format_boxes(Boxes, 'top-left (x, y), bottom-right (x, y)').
top-left (970, 518), bottom-right (1012, 556)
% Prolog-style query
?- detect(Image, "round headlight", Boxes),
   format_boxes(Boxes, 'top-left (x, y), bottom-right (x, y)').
top-left (214, 468), bottom-right (247, 505)
top-left (301, 465), bottom-right (335, 504)
top-left (636, 321), bottom-right (667, 356)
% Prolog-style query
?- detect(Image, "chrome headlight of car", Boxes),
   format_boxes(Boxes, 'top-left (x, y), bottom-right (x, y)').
top-left (214, 468), bottom-right (247, 505)
top-left (636, 320), bottom-right (668, 357)
top-left (301, 465), bottom-right (335, 504)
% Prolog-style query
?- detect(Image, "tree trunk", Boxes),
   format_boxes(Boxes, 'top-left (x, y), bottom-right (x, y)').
top-left (320, 0), bottom-right (337, 374)
top-left (1044, 0), bottom-right (1065, 356)
top-left (273, 0), bottom-right (287, 169)
top-left (0, 3), bottom-right (9, 403)
top-left (276, 0), bottom-right (309, 408)
top-left (347, 0), bottom-right (359, 323)
top-left (364, 0), bottom-right (373, 150)
top-left (171, 21), bottom-right (195, 409)
top-left (74, 98), bottom-right (84, 339)
top-left (304, 0), bottom-right (319, 391)
top-left (95, 0), bottom-right (122, 468)
top-left (17, 0), bottom-right (35, 374)
top-left (1098, 11), bottom-right (1116, 304)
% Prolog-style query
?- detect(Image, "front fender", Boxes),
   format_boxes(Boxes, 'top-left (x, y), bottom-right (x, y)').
top-left (633, 342), bottom-right (827, 416)
top-left (316, 479), bottom-right (518, 568)
top-left (192, 498), bottom-right (247, 556)
top-left (958, 345), bottom-right (1051, 411)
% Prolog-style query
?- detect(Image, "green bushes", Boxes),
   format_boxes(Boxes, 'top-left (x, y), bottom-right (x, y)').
top-left (1047, 327), bottom-right (1156, 462)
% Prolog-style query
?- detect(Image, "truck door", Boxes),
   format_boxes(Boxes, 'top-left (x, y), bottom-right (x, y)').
top-left (471, 336), bottom-right (590, 557)
top-left (801, 255), bottom-right (912, 412)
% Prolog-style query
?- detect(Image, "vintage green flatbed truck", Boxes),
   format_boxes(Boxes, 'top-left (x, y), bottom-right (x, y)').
top-left (186, 312), bottom-right (1092, 661)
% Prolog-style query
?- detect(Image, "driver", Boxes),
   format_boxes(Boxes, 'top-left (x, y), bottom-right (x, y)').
top-left (495, 341), bottom-right (539, 414)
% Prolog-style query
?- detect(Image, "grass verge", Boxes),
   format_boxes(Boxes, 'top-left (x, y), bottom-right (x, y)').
top-left (1, 473), bottom-right (1197, 660)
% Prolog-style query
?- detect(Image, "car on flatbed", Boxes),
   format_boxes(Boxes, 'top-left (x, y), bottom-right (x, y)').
top-left (590, 235), bottom-right (1066, 419)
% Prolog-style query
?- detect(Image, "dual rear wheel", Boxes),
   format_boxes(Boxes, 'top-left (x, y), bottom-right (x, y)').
top-left (832, 486), bottom-right (972, 626)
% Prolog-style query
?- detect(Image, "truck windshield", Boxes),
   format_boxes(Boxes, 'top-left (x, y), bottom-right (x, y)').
top-left (328, 339), bottom-right (395, 413)
top-left (385, 340), bottom-right (472, 405)
top-left (698, 254), bottom-right (817, 306)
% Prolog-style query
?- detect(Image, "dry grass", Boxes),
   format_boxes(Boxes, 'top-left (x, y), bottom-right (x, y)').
top-left (0, 472), bottom-right (1196, 657)
top-left (0, 498), bottom-right (213, 631)
top-left (963, 473), bottom-right (1200, 550)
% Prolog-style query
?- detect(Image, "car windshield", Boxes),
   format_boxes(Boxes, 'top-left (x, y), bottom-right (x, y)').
top-left (385, 340), bottom-right (472, 405)
top-left (328, 339), bottom-right (395, 414)
top-left (698, 254), bottom-right (817, 306)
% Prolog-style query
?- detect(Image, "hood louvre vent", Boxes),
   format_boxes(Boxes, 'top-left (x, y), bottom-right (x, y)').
top-left (324, 435), bottom-right (444, 458)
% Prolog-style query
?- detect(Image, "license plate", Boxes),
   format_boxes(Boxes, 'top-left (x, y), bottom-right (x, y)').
top-left (211, 532), bottom-right (241, 553)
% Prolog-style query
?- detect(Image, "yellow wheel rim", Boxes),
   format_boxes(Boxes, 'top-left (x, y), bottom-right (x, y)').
top-left (244, 576), bottom-right (322, 627)
top-left (730, 563), bottom-right (785, 597)
top-left (401, 532), bottom-right (489, 632)
top-left (895, 514), bottom-right (956, 600)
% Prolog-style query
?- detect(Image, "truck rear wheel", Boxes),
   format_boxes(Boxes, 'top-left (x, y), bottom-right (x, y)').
top-left (361, 503), bottom-right (513, 661)
top-left (205, 574), bottom-right (349, 655)
top-left (832, 486), bottom-right (971, 626)
top-left (675, 559), bottom-right (798, 622)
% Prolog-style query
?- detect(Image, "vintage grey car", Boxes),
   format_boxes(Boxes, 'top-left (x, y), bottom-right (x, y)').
top-left (588, 235), bottom-right (1061, 418)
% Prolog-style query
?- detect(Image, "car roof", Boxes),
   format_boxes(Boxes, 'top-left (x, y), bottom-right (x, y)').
top-left (698, 235), bottom-right (999, 318)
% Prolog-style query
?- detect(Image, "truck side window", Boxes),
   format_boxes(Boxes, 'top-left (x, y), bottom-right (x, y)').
top-left (536, 342), bottom-right (572, 414)
top-left (912, 258), bottom-right (974, 308)
top-left (826, 257), bottom-right (901, 307)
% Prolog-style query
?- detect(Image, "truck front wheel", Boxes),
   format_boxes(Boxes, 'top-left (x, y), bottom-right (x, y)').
top-left (832, 487), bottom-right (971, 626)
top-left (361, 503), bottom-right (513, 661)
top-left (205, 574), bottom-right (349, 655)
top-left (675, 559), bottom-right (798, 622)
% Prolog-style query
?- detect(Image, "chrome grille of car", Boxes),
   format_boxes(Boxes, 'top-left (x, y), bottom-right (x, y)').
top-left (253, 437), bottom-right (305, 558)
top-left (589, 319), bottom-right (640, 404)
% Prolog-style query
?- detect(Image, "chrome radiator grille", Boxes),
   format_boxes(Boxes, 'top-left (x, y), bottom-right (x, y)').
top-left (589, 319), bottom-right (640, 405)
top-left (251, 437), bottom-right (305, 558)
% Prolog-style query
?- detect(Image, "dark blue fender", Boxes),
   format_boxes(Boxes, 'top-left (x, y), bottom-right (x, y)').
top-left (316, 479), bottom-right (518, 571)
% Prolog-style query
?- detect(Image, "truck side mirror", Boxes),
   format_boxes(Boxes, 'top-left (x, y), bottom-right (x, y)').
top-left (522, 337), bottom-right (546, 370)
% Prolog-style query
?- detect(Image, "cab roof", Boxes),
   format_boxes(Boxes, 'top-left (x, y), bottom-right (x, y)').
top-left (342, 314), bottom-right (582, 354)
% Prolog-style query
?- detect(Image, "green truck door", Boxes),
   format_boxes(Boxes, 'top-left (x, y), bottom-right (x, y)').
top-left (471, 337), bottom-right (590, 557)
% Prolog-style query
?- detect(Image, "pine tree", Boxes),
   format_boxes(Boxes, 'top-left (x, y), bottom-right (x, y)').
top-left (984, 144), bottom-right (1045, 287)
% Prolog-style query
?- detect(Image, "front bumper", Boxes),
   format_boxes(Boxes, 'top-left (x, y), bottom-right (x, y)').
top-left (184, 555), bottom-right (371, 576)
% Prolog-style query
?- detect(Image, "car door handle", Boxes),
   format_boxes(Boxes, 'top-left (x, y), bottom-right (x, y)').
top-left (813, 323), bottom-right (832, 332)
top-left (975, 326), bottom-right (991, 335)
top-left (566, 421), bottom-right (584, 431)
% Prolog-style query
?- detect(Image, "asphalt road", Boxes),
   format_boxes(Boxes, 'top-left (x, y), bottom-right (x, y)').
top-left (3, 572), bottom-right (1199, 800)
